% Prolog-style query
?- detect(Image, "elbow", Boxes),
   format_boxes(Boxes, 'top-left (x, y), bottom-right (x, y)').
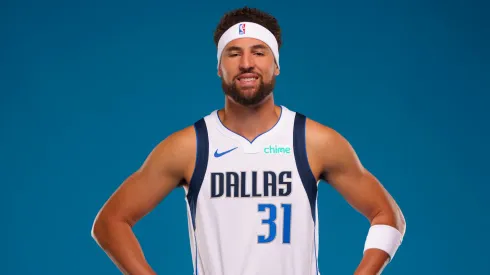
top-left (397, 207), bottom-right (406, 236)
top-left (91, 213), bottom-right (110, 245)
top-left (371, 205), bottom-right (406, 236)
top-left (91, 216), bottom-right (102, 242)
top-left (91, 212), bottom-right (131, 247)
top-left (386, 205), bottom-right (407, 236)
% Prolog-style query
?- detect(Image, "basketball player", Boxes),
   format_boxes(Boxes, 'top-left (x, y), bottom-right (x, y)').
top-left (92, 6), bottom-right (406, 275)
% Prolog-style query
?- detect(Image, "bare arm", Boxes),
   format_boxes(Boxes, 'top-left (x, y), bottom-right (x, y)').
top-left (306, 119), bottom-right (406, 275)
top-left (91, 126), bottom-right (196, 275)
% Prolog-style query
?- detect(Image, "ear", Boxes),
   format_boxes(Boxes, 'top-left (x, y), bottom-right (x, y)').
top-left (217, 66), bottom-right (222, 78)
top-left (274, 64), bottom-right (280, 76)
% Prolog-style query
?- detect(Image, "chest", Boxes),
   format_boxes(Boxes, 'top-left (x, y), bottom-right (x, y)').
top-left (203, 145), bottom-right (301, 200)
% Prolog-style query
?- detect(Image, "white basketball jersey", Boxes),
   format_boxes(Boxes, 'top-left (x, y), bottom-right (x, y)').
top-left (184, 106), bottom-right (320, 275)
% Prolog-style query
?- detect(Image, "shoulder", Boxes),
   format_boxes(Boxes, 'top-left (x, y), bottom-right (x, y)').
top-left (139, 124), bottom-right (198, 182)
top-left (304, 116), bottom-right (348, 150)
top-left (153, 112), bottom-right (213, 156)
top-left (151, 125), bottom-right (196, 160)
top-left (287, 109), bottom-right (345, 147)
top-left (300, 115), bottom-right (361, 179)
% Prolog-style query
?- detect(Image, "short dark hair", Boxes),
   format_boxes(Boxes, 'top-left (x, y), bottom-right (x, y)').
top-left (213, 6), bottom-right (282, 49)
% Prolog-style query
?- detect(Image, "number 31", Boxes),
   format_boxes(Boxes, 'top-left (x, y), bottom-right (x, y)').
top-left (258, 203), bottom-right (292, 244)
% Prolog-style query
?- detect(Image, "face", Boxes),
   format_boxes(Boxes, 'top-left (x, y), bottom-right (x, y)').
top-left (218, 37), bottom-right (280, 106)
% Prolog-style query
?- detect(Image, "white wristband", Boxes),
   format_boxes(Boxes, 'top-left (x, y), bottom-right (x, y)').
top-left (363, 224), bottom-right (403, 260)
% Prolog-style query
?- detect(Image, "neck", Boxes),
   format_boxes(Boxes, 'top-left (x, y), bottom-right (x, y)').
top-left (219, 94), bottom-right (281, 142)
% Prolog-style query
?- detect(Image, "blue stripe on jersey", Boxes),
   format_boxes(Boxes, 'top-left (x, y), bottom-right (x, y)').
top-left (293, 113), bottom-right (318, 222)
top-left (187, 118), bottom-right (209, 230)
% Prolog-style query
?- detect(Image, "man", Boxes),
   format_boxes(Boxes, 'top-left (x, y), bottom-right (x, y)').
top-left (91, 6), bottom-right (406, 275)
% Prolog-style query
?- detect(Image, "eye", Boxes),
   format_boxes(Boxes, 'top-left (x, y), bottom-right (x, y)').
top-left (254, 52), bottom-right (265, 56)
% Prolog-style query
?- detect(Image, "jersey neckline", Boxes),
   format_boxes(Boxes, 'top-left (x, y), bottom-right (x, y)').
top-left (212, 105), bottom-right (287, 147)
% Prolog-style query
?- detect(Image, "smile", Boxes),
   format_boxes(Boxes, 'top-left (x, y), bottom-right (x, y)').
top-left (238, 77), bottom-right (258, 81)
top-left (237, 77), bottom-right (259, 86)
top-left (236, 73), bottom-right (260, 86)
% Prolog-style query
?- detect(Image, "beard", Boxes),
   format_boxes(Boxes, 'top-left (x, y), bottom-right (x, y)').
top-left (221, 74), bottom-right (275, 106)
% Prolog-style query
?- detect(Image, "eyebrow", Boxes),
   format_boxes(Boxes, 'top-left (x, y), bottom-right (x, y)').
top-left (251, 44), bottom-right (268, 50)
top-left (225, 46), bottom-right (242, 52)
top-left (225, 44), bottom-right (269, 52)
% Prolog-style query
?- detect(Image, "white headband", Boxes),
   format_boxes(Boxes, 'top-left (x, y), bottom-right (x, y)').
top-left (217, 22), bottom-right (280, 69)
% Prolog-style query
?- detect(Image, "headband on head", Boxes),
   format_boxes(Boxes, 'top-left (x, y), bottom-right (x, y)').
top-left (217, 22), bottom-right (280, 69)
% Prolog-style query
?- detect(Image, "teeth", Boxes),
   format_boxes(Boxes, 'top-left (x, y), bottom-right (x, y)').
top-left (241, 78), bottom-right (256, 81)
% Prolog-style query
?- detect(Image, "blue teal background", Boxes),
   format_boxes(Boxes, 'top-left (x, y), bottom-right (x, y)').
top-left (2, 0), bottom-right (489, 274)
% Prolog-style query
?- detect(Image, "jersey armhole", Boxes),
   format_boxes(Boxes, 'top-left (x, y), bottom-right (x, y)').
top-left (293, 113), bottom-right (318, 222)
top-left (186, 118), bottom-right (209, 229)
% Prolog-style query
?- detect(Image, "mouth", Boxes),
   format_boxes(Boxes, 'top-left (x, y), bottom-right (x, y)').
top-left (236, 73), bottom-right (259, 87)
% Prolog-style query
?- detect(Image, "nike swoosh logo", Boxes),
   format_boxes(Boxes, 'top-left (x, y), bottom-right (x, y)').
top-left (214, 147), bottom-right (238, 158)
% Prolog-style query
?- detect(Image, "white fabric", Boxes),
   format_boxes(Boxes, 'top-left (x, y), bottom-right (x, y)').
top-left (184, 106), bottom-right (319, 275)
top-left (363, 224), bottom-right (403, 260)
top-left (217, 21), bottom-right (280, 69)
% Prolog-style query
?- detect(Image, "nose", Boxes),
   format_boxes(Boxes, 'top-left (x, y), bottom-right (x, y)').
top-left (239, 51), bottom-right (255, 71)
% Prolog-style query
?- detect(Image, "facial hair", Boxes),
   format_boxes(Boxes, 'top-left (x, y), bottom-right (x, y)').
top-left (221, 71), bottom-right (275, 106)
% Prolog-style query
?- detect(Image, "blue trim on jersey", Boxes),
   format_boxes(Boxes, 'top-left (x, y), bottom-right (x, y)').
top-left (293, 113), bottom-right (318, 222)
top-left (216, 106), bottom-right (283, 144)
top-left (187, 118), bottom-right (209, 230)
top-left (293, 113), bottom-right (320, 273)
